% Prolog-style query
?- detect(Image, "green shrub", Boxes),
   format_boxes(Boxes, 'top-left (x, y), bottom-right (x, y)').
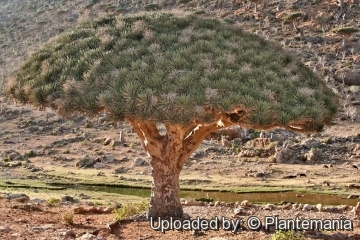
top-left (62, 213), bottom-right (74, 225)
top-left (48, 197), bottom-right (60, 206)
top-left (271, 230), bottom-right (305, 240)
top-left (113, 201), bottom-right (148, 220)
top-left (268, 156), bottom-right (276, 163)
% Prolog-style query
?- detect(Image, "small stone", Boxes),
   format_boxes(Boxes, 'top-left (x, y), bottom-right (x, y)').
top-left (184, 199), bottom-right (198, 206)
top-left (301, 138), bottom-right (321, 149)
top-left (102, 138), bottom-right (112, 146)
top-left (316, 203), bottom-right (323, 212)
top-left (264, 203), bottom-right (275, 210)
top-left (302, 204), bottom-right (313, 211)
top-left (0, 226), bottom-right (11, 233)
top-left (9, 152), bottom-right (22, 160)
top-left (79, 193), bottom-right (90, 199)
top-left (93, 162), bottom-right (106, 169)
top-left (233, 207), bottom-right (245, 215)
top-left (275, 148), bottom-right (291, 163)
top-left (75, 155), bottom-right (96, 168)
top-left (114, 167), bottom-right (128, 174)
top-left (132, 157), bottom-right (147, 167)
top-left (31, 198), bottom-right (46, 204)
top-left (103, 154), bottom-right (115, 163)
top-left (64, 229), bottom-right (76, 238)
top-left (77, 232), bottom-right (97, 240)
top-left (6, 193), bottom-right (29, 200)
top-left (240, 200), bottom-right (250, 207)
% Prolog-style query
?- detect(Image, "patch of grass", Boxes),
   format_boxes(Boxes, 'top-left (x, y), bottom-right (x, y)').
top-left (271, 230), bottom-right (305, 240)
top-left (93, 201), bottom-right (103, 206)
top-left (266, 141), bottom-right (279, 149)
top-left (23, 150), bottom-right (35, 158)
top-left (62, 149), bottom-right (70, 154)
top-left (268, 156), bottom-right (276, 163)
top-left (129, 142), bottom-right (136, 149)
top-left (62, 213), bottom-right (74, 225)
top-left (113, 201), bottom-right (149, 220)
top-left (81, 139), bottom-right (90, 146)
top-left (284, 12), bottom-right (302, 22)
top-left (48, 197), bottom-right (60, 206)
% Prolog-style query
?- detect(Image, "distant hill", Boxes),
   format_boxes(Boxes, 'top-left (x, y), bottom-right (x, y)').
top-left (0, 0), bottom-right (359, 101)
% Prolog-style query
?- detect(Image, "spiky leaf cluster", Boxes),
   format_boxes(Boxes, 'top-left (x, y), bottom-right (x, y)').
top-left (7, 12), bottom-right (338, 131)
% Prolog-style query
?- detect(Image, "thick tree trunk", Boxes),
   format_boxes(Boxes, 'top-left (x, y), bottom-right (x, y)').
top-left (125, 115), bottom-right (249, 218)
top-left (147, 156), bottom-right (183, 218)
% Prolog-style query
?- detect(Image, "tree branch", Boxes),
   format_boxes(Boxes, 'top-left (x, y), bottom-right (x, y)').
top-left (125, 118), bottom-right (165, 158)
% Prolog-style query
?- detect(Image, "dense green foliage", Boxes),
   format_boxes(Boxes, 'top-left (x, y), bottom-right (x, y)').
top-left (7, 12), bottom-right (337, 130)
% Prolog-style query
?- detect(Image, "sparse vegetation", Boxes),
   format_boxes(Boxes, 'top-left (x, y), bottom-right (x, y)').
top-left (61, 213), bottom-right (74, 225)
top-left (271, 230), bottom-right (305, 240)
top-left (47, 197), bottom-right (60, 206)
top-left (113, 201), bottom-right (149, 220)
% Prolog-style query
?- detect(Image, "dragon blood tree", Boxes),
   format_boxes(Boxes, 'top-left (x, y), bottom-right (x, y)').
top-left (6, 12), bottom-right (338, 218)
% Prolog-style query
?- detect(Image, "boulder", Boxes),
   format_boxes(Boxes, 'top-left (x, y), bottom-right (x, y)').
top-left (206, 126), bottom-right (244, 141)
top-left (6, 193), bottom-right (29, 200)
top-left (77, 232), bottom-right (97, 240)
top-left (75, 155), bottom-right (96, 168)
top-left (335, 69), bottom-right (360, 86)
top-left (1, 149), bottom-right (22, 161)
top-left (304, 148), bottom-right (323, 162)
top-left (114, 167), bottom-right (128, 173)
top-left (0, 226), bottom-right (11, 233)
top-left (302, 204), bottom-right (313, 211)
top-left (103, 154), bottom-right (115, 163)
top-left (301, 138), bottom-right (321, 149)
top-left (8, 151), bottom-right (22, 160)
top-left (275, 148), bottom-right (292, 163)
top-left (132, 157), bottom-right (147, 167)
top-left (93, 162), bottom-right (106, 169)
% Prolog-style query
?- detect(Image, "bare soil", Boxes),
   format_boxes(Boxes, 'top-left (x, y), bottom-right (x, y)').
top-left (1, 197), bottom-right (360, 240)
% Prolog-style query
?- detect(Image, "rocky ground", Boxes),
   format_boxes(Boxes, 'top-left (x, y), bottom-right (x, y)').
top-left (1, 96), bottom-right (360, 239)
top-left (1, 194), bottom-right (360, 240)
